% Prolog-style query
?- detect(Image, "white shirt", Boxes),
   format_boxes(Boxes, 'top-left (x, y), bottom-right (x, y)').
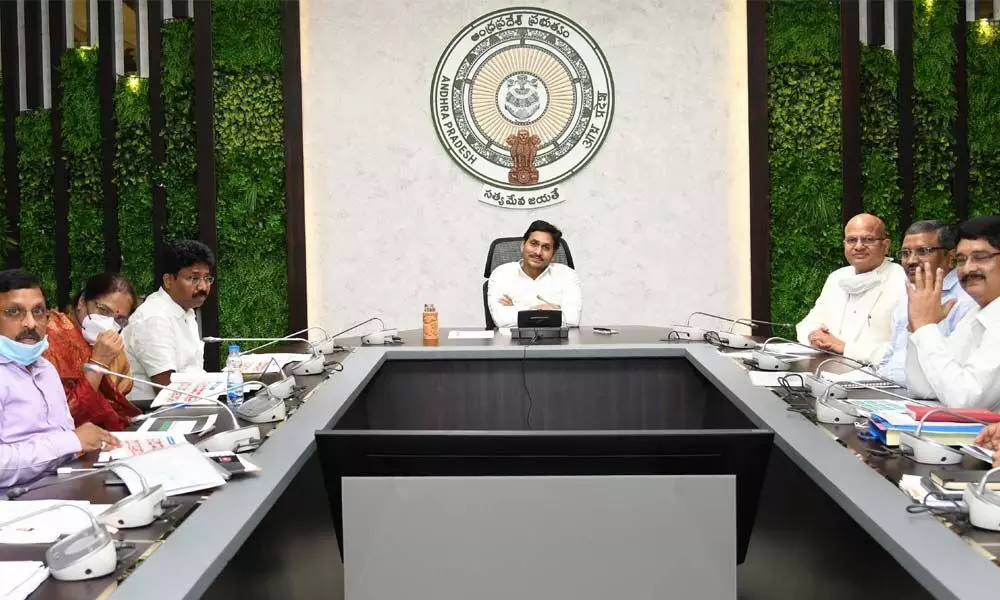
top-left (124, 288), bottom-right (205, 400)
top-left (795, 259), bottom-right (907, 364)
top-left (487, 261), bottom-right (582, 328)
top-left (906, 297), bottom-right (1000, 409)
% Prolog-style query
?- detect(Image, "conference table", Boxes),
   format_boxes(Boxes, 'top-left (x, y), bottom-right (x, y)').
top-left (7, 326), bottom-right (1000, 599)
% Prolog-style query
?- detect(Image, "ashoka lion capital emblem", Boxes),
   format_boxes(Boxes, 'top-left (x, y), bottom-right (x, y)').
top-left (507, 129), bottom-right (540, 185)
top-left (431, 7), bottom-right (615, 195)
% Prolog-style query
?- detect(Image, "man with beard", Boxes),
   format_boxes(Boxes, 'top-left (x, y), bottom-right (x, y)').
top-left (877, 221), bottom-right (976, 385)
top-left (487, 220), bottom-right (582, 328)
top-left (125, 240), bottom-right (215, 401)
top-left (906, 216), bottom-right (1000, 409)
top-left (796, 213), bottom-right (908, 364)
top-left (0, 269), bottom-right (119, 488)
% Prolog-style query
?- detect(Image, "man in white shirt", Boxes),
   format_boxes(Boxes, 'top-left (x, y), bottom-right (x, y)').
top-left (487, 220), bottom-right (582, 328)
top-left (906, 216), bottom-right (1000, 409)
top-left (877, 220), bottom-right (976, 385)
top-left (124, 240), bottom-right (215, 401)
top-left (796, 213), bottom-right (907, 365)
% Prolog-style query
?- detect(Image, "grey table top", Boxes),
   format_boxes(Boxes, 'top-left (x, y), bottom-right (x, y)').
top-left (78, 327), bottom-right (1000, 599)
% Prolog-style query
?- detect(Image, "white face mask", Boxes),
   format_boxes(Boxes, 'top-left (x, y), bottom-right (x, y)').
top-left (81, 314), bottom-right (121, 345)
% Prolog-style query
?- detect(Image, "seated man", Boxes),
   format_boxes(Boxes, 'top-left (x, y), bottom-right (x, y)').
top-left (0, 269), bottom-right (119, 489)
top-left (487, 220), bottom-right (582, 328)
top-left (878, 221), bottom-right (976, 385)
top-left (906, 216), bottom-right (1000, 409)
top-left (125, 240), bottom-right (215, 401)
top-left (796, 213), bottom-right (907, 364)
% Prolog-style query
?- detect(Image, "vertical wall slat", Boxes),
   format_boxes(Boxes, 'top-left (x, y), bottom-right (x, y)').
top-left (885, 0), bottom-right (896, 51)
top-left (860, 0), bottom-right (870, 44)
top-left (281, 0), bottom-right (307, 333)
top-left (88, 0), bottom-right (97, 45)
top-left (1, 1), bottom-right (22, 267)
top-left (24, 0), bottom-right (42, 110)
top-left (747, 0), bottom-right (771, 330)
top-left (148, 0), bottom-right (165, 282)
top-left (50, 0), bottom-right (70, 306)
top-left (870, 0), bottom-right (886, 47)
top-left (171, 0), bottom-right (187, 19)
top-left (953, 0), bottom-right (970, 221)
top-left (112, 0), bottom-right (122, 74)
top-left (97, 0), bottom-right (120, 271)
top-left (841, 0), bottom-right (863, 223)
top-left (137, 0), bottom-right (148, 76)
top-left (40, 0), bottom-right (50, 108)
top-left (897, 0), bottom-right (915, 231)
top-left (194, 0), bottom-right (219, 369)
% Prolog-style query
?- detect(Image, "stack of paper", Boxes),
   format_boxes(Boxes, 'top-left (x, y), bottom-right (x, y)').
top-left (0, 561), bottom-right (49, 600)
top-left (116, 443), bottom-right (228, 496)
top-left (152, 379), bottom-right (228, 407)
top-left (868, 410), bottom-right (983, 446)
top-left (99, 431), bottom-right (189, 462)
top-left (0, 501), bottom-right (110, 544)
top-left (899, 474), bottom-right (966, 509)
top-left (747, 371), bottom-right (796, 387)
top-left (136, 414), bottom-right (218, 435)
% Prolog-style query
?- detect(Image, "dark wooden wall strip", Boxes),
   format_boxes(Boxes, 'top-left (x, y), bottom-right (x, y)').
top-left (1, 1), bottom-right (21, 268)
top-left (747, 0), bottom-right (771, 329)
top-left (97, 0), bottom-right (120, 272)
top-left (50, 0), bottom-right (71, 307)
top-left (148, 0), bottom-right (166, 282)
top-left (193, 0), bottom-right (219, 370)
top-left (172, 0), bottom-right (189, 19)
top-left (281, 0), bottom-right (307, 333)
top-left (24, 0), bottom-right (42, 110)
top-left (952, 0), bottom-right (969, 222)
top-left (840, 0), bottom-right (863, 224)
top-left (869, 0), bottom-right (886, 47)
top-left (896, 0), bottom-right (915, 232)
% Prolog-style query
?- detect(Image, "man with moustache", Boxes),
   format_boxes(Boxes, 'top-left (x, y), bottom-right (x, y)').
top-left (796, 213), bottom-right (908, 364)
top-left (487, 220), bottom-right (582, 328)
top-left (0, 269), bottom-right (119, 488)
top-left (906, 216), bottom-right (1000, 409)
top-left (878, 221), bottom-right (976, 385)
top-left (124, 240), bottom-right (216, 401)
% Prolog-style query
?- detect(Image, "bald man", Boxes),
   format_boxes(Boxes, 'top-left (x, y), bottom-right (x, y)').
top-left (796, 213), bottom-right (908, 364)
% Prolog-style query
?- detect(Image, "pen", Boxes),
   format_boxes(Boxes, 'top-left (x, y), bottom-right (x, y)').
top-left (57, 467), bottom-right (99, 475)
top-left (536, 295), bottom-right (553, 304)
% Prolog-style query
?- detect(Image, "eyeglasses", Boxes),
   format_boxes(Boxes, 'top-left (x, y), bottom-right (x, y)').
top-left (954, 251), bottom-right (1000, 267)
top-left (1, 306), bottom-right (48, 322)
top-left (181, 275), bottom-right (215, 286)
top-left (93, 302), bottom-right (129, 328)
top-left (899, 246), bottom-right (946, 259)
top-left (844, 236), bottom-right (886, 246)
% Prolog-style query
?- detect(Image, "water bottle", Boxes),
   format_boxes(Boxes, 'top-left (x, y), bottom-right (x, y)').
top-left (225, 344), bottom-right (244, 408)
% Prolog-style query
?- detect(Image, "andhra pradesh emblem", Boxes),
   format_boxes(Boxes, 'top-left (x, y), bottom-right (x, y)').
top-left (431, 7), bottom-right (615, 208)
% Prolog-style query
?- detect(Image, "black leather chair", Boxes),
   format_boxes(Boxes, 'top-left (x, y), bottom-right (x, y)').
top-left (482, 237), bottom-right (575, 329)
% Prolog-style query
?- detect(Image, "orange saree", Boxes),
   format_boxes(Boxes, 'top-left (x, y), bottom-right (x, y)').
top-left (42, 311), bottom-right (141, 431)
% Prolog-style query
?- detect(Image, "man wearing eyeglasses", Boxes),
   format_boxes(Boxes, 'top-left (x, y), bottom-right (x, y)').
top-left (796, 213), bottom-right (907, 364)
top-left (124, 240), bottom-right (216, 401)
top-left (906, 216), bottom-right (1000, 409)
top-left (0, 269), bottom-right (120, 488)
top-left (877, 221), bottom-right (976, 385)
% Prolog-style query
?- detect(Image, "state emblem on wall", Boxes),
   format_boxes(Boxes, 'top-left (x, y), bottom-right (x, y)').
top-left (431, 7), bottom-right (615, 209)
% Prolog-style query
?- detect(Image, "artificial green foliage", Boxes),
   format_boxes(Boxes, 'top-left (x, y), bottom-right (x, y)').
top-left (161, 19), bottom-right (198, 241)
top-left (0, 78), bottom-right (9, 264)
top-left (767, 0), bottom-right (843, 328)
top-left (213, 71), bottom-right (288, 339)
top-left (211, 0), bottom-right (282, 72)
top-left (61, 47), bottom-right (104, 293)
top-left (860, 44), bottom-right (901, 243)
top-left (15, 111), bottom-right (56, 303)
top-left (766, 0), bottom-right (840, 65)
top-left (968, 21), bottom-right (1000, 217)
top-left (911, 0), bottom-right (957, 223)
top-left (114, 76), bottom-right (154, 295)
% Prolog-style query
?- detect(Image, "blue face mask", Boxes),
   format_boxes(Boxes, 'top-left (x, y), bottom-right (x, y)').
top-left (0, 335), bottom-right (49, 366)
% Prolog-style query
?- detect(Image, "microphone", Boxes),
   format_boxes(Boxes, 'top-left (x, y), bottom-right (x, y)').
top-left (6, 461), bottom-right (167, 530)
top-left (897, 406), bottom-right (988, 465)
top-left (229, 381), bottom-right (286, 424)
top-left (201, 336), bottom-right (328, 376)
top-left (666, 312), bottom-right (794, 348)
top-left (84, 364), bottom-right (262, 454)
top-left (744, 337), bottom-right (845, 371)
top-left (965, 467), bottom-right (1000, 531)
top-left (0, 502), bottom-right (117, 581)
